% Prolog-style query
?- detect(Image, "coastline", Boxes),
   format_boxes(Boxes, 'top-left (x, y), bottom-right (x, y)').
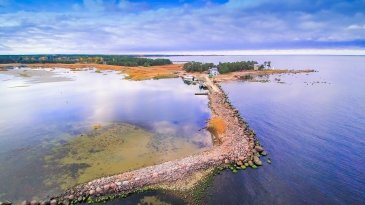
top-left (0, 63), bottom-right (184, 81)
top-left (0, 63), bottom-right (315, 82)
top-left (0, 63), bottom-right (300, 204)
top-left (17, 71), bottom-right (263, 205)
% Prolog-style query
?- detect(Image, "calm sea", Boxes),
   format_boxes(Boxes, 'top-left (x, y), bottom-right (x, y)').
top-left (111, 55), bottom-right (365, 204)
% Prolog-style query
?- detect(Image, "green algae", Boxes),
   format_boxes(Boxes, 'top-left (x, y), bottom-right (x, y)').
top-left (44, 123), bottom-right (202, 190)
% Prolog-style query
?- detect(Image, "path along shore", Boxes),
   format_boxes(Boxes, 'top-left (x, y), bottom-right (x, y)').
top-left (21, 76), bottom-right (264, 205)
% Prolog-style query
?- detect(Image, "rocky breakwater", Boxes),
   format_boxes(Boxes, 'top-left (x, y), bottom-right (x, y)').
top-left (18, 78), bottom-right (266, 205)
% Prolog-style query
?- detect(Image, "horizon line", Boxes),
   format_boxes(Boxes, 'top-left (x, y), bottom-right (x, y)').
top-left (1, 49), bottom-right (365, 56)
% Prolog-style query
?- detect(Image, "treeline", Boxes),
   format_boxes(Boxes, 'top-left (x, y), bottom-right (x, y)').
top-left (217, 61), bottom-right (258, 73)
top-left (184, 60), bottom-right (270, 73)
top-left (0, 55), bottom-right (172, 67)
top-left (183, 62), bottom-right (214, 72)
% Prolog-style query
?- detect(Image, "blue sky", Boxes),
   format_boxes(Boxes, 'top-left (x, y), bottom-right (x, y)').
top-left (0, 0), bottom-right (365, 54)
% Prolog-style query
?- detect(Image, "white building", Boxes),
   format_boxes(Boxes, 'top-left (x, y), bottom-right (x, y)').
top-left (209, 67), bottom-right (220, 76)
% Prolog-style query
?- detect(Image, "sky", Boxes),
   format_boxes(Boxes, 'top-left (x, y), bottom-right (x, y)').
top-left (0, 0), bottom-right (365, 54)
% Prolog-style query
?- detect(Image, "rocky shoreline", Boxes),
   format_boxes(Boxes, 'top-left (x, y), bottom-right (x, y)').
top-left (17, 77), bottom-right (265, 205)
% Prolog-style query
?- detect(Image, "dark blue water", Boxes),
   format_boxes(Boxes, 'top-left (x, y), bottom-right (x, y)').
top-left (115, 55), bottom-right (365, 205)
top-left (204, 56), bottom-right (365, 205)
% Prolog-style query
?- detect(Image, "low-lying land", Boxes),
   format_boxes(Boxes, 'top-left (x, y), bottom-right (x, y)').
top-left (0, 63), bottom-right (184, 81)
top-left (213, 69), bottom-right (316, 82)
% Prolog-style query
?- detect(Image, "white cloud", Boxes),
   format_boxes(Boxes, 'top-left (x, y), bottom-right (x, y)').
top-left (347, 24), bottom-right (365, 30)
top-left (0, 1), bottom-right (364, 54)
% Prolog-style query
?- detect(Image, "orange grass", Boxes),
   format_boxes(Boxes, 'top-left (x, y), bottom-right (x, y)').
top-left (208, 117), bottom-right (226, 136)
top-left (1, 63), bottom-right (183, 81)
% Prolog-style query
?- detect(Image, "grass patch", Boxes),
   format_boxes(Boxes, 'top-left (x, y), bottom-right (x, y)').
top-left (207, 117), bottom-right (226, 137)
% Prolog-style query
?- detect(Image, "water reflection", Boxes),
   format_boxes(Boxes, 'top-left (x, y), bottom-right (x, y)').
top-left (0, 68), bottom-right (211, 202)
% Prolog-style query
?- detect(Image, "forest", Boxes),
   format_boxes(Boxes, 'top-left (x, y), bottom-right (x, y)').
top-left (0, 55), bottom-right (172, 67)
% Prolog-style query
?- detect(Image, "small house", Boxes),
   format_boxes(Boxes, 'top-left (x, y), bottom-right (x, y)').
top-left (209, 67), bottom-right (220, 76)
top-left (183, 75), bottom-right (194, 82)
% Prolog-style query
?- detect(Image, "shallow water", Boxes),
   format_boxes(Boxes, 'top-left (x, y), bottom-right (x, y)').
top-left (114, 55), bottom-right (365, 204)
top-left (0, 68), bottom-right (211, 202)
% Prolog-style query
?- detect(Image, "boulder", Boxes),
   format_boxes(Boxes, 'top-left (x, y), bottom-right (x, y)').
top-left (96, 187), bottom-right (103, 193)
top-left (253, 156), bottom-right (262, 166)
top-left (110, 183), bottom-right (117, 189)
top-left (248, 160), bottom-right (254, 167)
top-left (40, 201), bottom-right (50, 205)
top-left (50, 199), bottom-right (57, 205)
top-left (103, 184), bottom-right (110, 190)
top-left (236, 161), bottom-right (243, 166)
top-left (30, 200), bottom-right (39, 205)
top-left (21, 201), bottom-right (30, 205)
top-left (122, 181), bottom-right (129, 186)
top-left (89, 190), bottom-right (96, 195)
top-left (255, 146), bottom-right (264, 152)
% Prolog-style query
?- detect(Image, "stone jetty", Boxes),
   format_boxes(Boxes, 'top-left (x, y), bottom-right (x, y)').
top-left (19, 77), bottom-right (265, 205)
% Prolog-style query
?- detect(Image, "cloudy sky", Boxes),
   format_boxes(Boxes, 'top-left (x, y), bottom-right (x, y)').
top-left (0, 0), bottom-right (365, 54)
